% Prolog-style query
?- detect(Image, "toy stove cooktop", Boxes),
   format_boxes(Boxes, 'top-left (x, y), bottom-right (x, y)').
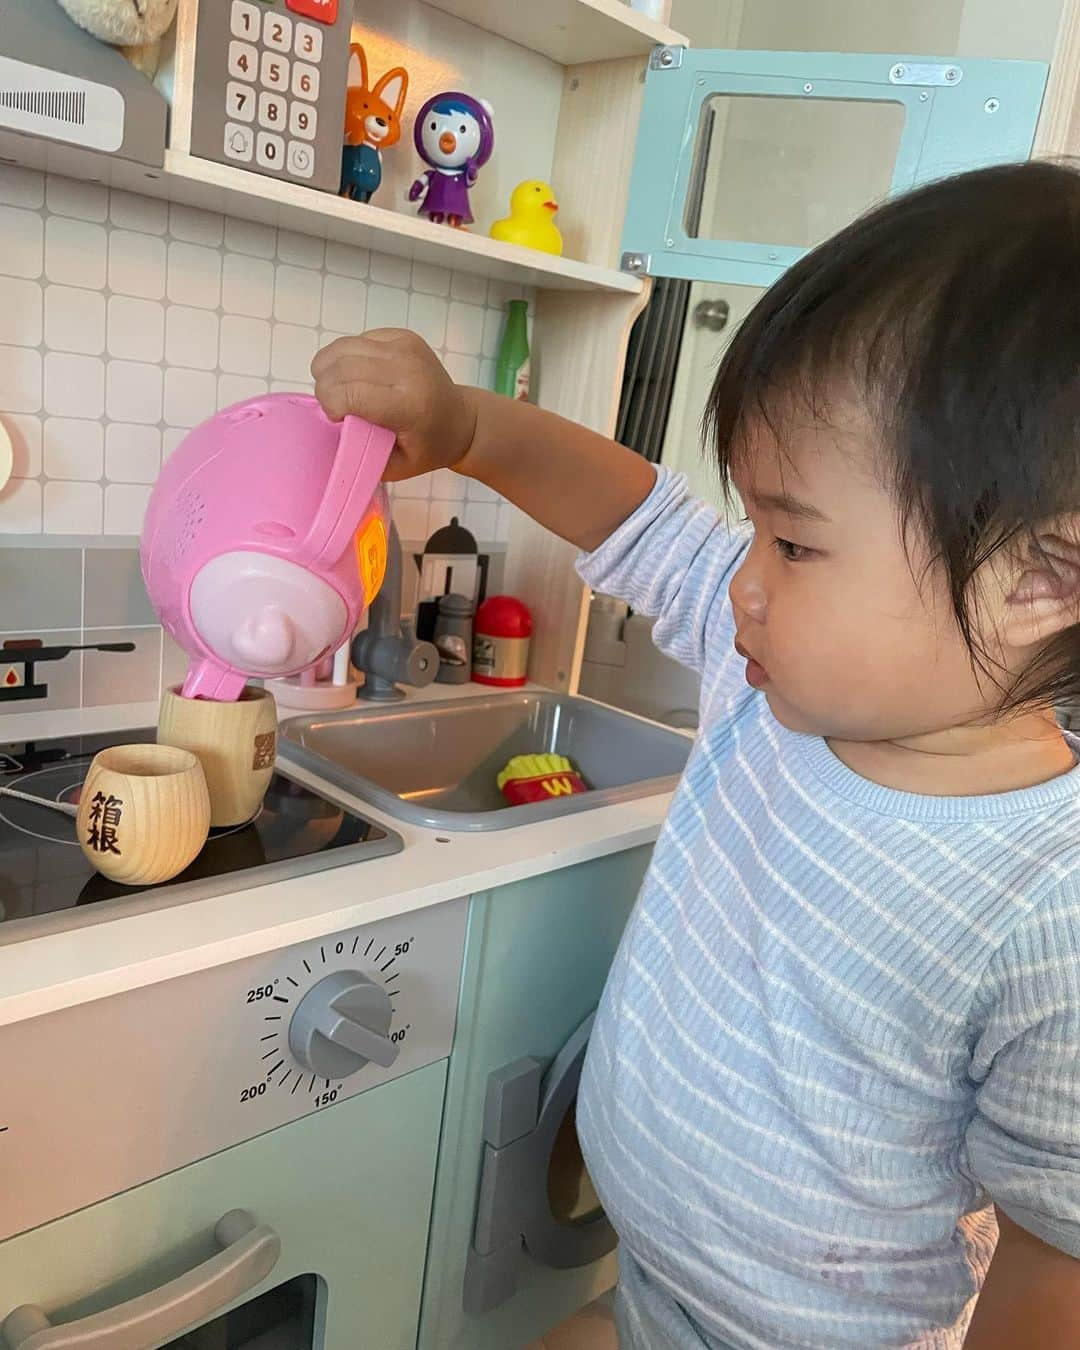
top-left (0, 726), bottom-right (402, 945)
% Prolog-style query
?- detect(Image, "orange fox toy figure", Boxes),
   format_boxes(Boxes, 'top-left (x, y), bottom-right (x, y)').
top-left (340, 43), bottom-right (408, 205)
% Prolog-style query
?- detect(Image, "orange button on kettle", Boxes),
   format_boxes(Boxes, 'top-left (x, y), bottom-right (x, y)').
top-left (355, 515), bottom-right (388, 605)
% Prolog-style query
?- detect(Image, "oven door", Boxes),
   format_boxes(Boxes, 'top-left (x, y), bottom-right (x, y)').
top-left (0, 1061), bottom-right (446, 1350)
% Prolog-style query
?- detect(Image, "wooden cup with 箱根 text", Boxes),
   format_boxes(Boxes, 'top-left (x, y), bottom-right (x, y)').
top-left (157, 685), bottom-right (278, 828)
top-left (77, 743), bottom-right (211, 886)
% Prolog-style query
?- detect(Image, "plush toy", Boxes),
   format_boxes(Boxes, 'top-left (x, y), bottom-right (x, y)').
top-left (54, 0), bottom-right (179, 78)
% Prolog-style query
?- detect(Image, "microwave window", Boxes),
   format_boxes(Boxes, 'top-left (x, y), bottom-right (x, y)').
top-left (684, 93), bottom-right (906, 250)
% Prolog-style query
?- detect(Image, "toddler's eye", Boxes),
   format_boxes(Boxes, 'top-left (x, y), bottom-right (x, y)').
top-left (774, 537), bottom-right (812, 562)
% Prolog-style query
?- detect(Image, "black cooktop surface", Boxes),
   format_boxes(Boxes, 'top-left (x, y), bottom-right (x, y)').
top-left (0, 726), bottom-right (401, 941)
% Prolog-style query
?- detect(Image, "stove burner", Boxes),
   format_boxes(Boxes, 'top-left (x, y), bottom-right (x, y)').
top-left (0, 726), bottom-right (400, 940)
top-left (0, 762), bottom-right (91, 845)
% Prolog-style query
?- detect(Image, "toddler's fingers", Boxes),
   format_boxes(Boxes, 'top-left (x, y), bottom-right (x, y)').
top-left (310, 328), bottom-right (416, 381)
top-left (314, 364), bottom-right (406, 427)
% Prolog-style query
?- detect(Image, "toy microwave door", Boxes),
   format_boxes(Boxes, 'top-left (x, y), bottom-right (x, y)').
top-left (621, 50), bottom-right (1050, 288)
top-left (175, 0), bottom-right (352, 191)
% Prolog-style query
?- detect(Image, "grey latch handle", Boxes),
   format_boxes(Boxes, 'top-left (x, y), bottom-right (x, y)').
top-left (1, 1209), bottom-right (280, 1350)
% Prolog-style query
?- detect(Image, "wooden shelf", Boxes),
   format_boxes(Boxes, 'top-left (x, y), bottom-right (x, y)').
top-left (159, 152), bottom-right (643, 293)
top-left (0, 129), bottom-right (644, 296)
top-left (419, 0), bottom-right (687, 65)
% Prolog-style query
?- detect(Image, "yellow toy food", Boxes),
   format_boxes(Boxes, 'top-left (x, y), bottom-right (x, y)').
top-left (497, 754), bottom-right (587, 805)
top-left (489, 180), bottom-right (564, 256)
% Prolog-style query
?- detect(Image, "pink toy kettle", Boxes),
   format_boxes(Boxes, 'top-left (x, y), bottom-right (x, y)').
top-left (141, 394), bottom-right (394, 702)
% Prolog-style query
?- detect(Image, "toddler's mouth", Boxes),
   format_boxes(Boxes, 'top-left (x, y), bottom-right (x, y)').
top-left (735, 638), bottom-right (769, 690)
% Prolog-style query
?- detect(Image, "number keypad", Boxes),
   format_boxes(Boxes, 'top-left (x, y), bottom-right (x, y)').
top-left (220, 0), bottom-right (334, 182)
top-left (193, 0), bottom-right (348, 190)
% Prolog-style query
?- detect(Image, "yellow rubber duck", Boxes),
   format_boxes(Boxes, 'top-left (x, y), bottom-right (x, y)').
top-left (490, 180), bottom-right (563, 255)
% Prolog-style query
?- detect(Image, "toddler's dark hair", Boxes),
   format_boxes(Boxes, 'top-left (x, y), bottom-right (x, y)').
top-left (705, 160), bottom-right (1080, 713)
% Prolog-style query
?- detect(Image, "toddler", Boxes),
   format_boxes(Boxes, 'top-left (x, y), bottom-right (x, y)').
top-left (314, 161), bottom-right (1080, 1349)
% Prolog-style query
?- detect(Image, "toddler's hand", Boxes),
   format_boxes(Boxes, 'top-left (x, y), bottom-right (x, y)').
top-left (311, 329), bottom-right (476, 482)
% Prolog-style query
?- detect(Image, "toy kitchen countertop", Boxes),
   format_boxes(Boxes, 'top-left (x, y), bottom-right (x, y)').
top-left (0, 683), bottom-right (672, 1029)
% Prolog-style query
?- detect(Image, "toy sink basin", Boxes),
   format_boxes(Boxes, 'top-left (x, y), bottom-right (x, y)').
top-left (277, 692), bottom-right (692, 832)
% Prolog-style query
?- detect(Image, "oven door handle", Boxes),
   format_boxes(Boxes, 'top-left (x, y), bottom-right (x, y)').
top-left (1, 1209), bottom-right (281, 1350)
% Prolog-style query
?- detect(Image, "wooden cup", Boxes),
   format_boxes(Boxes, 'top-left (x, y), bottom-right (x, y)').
top-left (77, 744), bottom-right (211, 886)
top-left (158, 685), bottom-right (278, 828)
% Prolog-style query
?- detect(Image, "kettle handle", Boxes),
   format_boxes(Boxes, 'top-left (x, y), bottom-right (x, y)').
top-left (296, 416), bottom-right (395, 569)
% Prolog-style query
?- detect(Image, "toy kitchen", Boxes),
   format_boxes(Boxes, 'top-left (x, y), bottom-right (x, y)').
top-left (0, 0), bottom-right (1072, 1345)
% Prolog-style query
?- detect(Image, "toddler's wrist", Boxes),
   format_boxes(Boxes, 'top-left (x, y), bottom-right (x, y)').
top-left (450, 386), bottom-right (482, 478)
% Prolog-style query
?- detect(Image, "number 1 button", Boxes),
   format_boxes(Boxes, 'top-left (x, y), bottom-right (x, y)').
top-left (230, 1), bottom-right (260, 39)
top-left (286, 0), bottom-right (338, 24)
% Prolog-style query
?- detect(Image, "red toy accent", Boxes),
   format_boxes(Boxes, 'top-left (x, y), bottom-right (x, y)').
top-left (286, 0), bottom-right (338, 24)
top-left (472, 595), bottom-right (532, 687)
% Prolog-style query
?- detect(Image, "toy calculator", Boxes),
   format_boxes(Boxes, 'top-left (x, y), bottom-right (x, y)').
top-left (187, 0), bottom-right (352, 193)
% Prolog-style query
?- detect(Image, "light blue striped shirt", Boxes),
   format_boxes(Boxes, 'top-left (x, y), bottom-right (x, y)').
top-left (576, 469), bottom-right (1080, 1350)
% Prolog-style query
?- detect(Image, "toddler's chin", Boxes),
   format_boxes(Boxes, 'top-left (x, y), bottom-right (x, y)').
top-left (762, 689), bottom-right (852, 740)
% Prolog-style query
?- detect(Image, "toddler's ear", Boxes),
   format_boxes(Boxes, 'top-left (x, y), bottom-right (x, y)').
top-left (1003, 520), bottom-right (1080, 648)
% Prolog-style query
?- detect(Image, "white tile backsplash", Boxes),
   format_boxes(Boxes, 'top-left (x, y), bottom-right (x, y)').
top-left (0, 167), bottom-right (523, 557)
top-left (45, 216), bottom-right (107, 288)
top-left (446, 301), bottom-right (485, 356)
top-left (106, 360), bottom-right (163, 424)
top-left (104, 483), bottom-right (152, 534)
top-left (277, 229), bottom-right (324, 269)
top-left (220, 314), bottom-right (272, 376)
top-left (0, 477), bottom-right (41, 532)
top-left (224, 216), bottom-right (277, 258)
top-left (166, 241), bottom-right (221, 308)
top-left (274, 263), bottom-right (322, 326)
top-left (325, 241), bottom-right (369, 279)
top-left (109, 230), bottom-right (167, 299)
top-left (270, 323), bottom-right (318, 381)
top-left (6, 413), bottom-right (41, 477)
top-left (407, 292), bottom-right (448, 348)
top-left (164, 367), bottom-right (218, 427)
top-left (46, 176), bottom-right (109, 222)
top-left (0, 206), bottom-right (43, 278)
top-left (0, 167), bottom-right (44, 210)
top-left (44, 353), bottom-right (104, 418)
top-left (44, 417), bottom-right (104, 480)
top-left (0, 345), bottom-right (41, 413)
top-left (365, 283), bottom-right (409, 331)
top-left (165, 305), bottom-right (220, 370)
top-left (0, 277), bottom-right (42, 347)
top-left (109, 190), bottom-right (168, 234)
top-left (105, 423), bottom-right (160, 483)
top-left (169, 204), bottom-right (224, 247)
top-left (44, 285), bottom-right (106, 355)
top-left (320, 274), bottom-right (366, 333)
top-left (43, 480), bottom-right (102, 534)
top-left (107, 296), bottom-right (165, 362)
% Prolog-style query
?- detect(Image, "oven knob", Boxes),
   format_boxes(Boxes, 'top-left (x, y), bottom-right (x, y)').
top-left (288, 971), bottom-right (400, 1079)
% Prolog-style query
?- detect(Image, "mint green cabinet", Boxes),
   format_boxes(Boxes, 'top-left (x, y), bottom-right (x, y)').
top-left (0, 1062), bottom-right (446, 1350)
top-left (419, 848), bottom-right (652, 1350)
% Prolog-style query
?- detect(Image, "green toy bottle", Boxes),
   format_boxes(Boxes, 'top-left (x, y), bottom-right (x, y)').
top-left (494, 299), bottom-right (530, 401)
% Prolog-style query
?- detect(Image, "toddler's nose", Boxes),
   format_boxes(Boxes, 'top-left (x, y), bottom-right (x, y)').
top-left (730, 559), bottom-right (767, 622)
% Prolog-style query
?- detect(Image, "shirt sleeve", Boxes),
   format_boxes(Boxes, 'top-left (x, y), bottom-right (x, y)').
top-left (965, 894), bottom-right (1080, 1256)
top-left (576, 465), bottom-right (750, 703)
